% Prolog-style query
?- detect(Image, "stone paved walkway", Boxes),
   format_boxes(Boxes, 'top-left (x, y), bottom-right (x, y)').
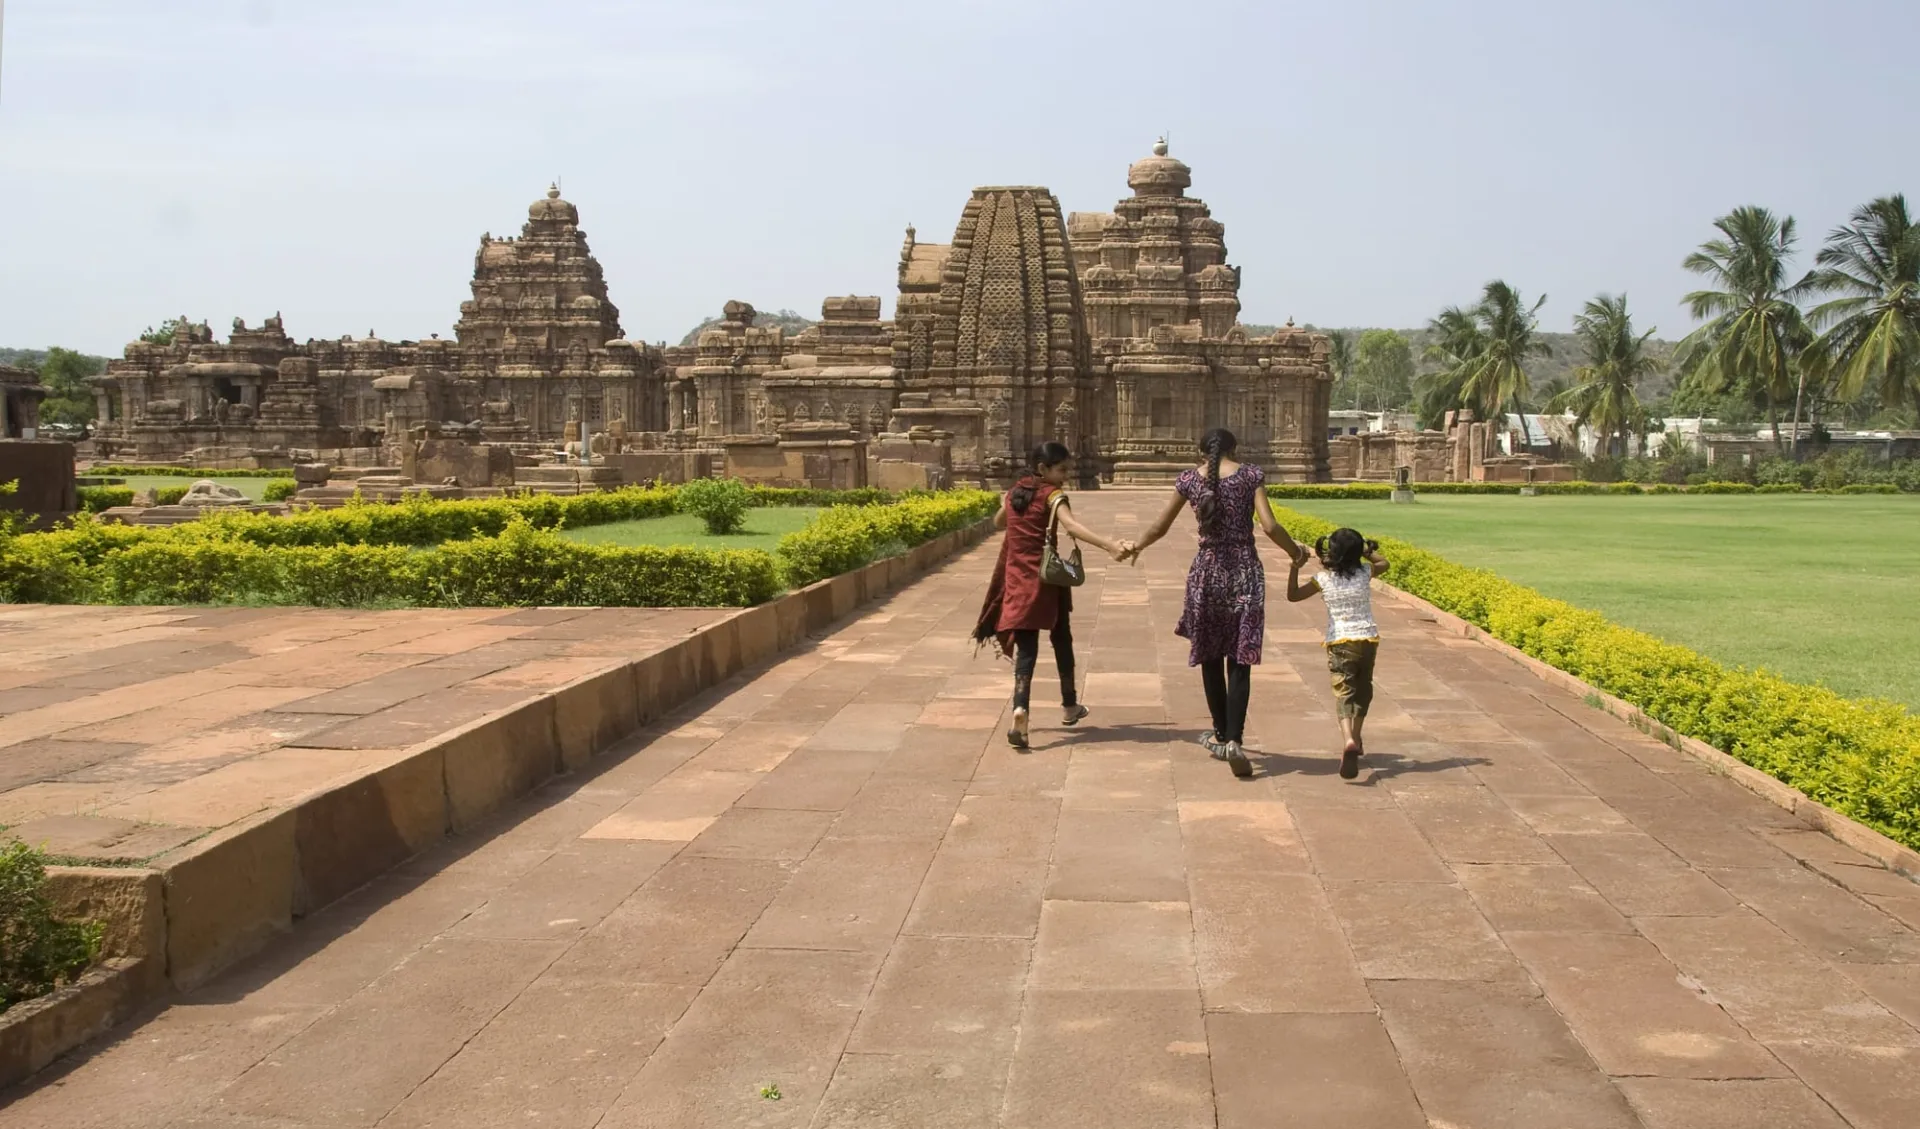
top-left (0, 604), bottom-right (726, 860)
top-left (8, 492), bottom-right (1920, 1128)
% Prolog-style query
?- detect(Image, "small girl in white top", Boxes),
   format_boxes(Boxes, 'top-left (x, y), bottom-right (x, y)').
top-left (1286, 527), bottom-right (1390, 780)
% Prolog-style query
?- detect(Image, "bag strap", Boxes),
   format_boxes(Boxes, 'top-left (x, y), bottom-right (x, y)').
top-left (1043, 491), bottom-right (1066, 548)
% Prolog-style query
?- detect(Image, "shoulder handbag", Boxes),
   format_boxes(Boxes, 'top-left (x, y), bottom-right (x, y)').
top-left (1039, 492), bottom-right (1086, 587)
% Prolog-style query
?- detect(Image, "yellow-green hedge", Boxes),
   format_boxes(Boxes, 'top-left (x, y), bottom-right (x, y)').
top-left (777, 491), bottom-right (998, 587)
top-left (1276, 506), bottom-right (1920, 851)
top-left (0, 489), bottom-right (996, 610)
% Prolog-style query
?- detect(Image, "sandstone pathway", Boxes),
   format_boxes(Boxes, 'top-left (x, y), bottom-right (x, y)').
top-left (8, 492), bottom-right (1920, 1129)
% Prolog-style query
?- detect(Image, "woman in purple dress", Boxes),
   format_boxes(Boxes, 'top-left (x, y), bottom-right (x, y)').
top-left (1123, 428), bottom-right (1310, 777)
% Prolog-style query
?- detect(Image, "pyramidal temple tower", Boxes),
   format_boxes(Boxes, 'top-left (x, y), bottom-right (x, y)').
top-left (455, 185), bottom-right (623, 356)
top-left (892, 186), bottom-right (1098, 485)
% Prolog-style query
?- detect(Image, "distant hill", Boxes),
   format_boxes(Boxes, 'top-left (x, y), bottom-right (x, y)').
top-left (1253, 325), bottom-right (1680, 401)
top-left (676, 309), bottom-right (817, 348)
top-left (0, 347), bottom-right (113, 372)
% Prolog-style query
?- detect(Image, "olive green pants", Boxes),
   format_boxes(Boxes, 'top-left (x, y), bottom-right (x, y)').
top-left (1326, 639), bottom-right (1379, 720)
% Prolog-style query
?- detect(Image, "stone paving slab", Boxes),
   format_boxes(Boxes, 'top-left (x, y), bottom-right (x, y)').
top-left (8, 492), bottom-right (1920, 1126)
top-left (0, 605), bottom-right (728, 854)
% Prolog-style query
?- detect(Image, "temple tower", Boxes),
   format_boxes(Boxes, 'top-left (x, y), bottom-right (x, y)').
top-left (1068, 142), bottom-right (1333, 483)
top-left (894, 186), bottom-right (1097, 486)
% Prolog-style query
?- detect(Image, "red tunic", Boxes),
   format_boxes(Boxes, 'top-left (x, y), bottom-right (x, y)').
top-left (996, 482), bottom-right (1064, 633)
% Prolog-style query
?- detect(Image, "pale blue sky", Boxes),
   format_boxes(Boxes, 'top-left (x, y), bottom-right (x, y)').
top-left (2, 0), bottom-right (1914, 355)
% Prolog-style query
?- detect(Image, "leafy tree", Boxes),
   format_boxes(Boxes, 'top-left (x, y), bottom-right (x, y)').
top-left (139, 320), bottom-right (181, 346)
top-left (1806, 194), bottom-right (1920, 417)
top-left (1418, 283), bottom-right (1551, 446)
top-left (1350, 329), bottom-right (1415, 412)
top-left (31, 347), bottom-right (104, 426)
top-left (1674, 206), bottom-right (1816, 451)
top-left (1551, 294), bottom-right (1663, 457)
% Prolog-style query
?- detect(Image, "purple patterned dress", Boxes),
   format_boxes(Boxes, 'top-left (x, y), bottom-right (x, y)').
top-left (1175, 463), bottom-right (1266, 666)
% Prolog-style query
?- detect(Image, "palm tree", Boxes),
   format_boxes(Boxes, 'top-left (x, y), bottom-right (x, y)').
top-left (1414, 305), bottom-right (1484, 428)
top-left (1552, 294), bottom-right (1663, 457)
top-left (1807, 195), bottom-right (1920, 417)
top-left (1327, 330), bottom-right (1355, 409)
top-left (1675, 206), bottom-right (1816, 450)
top-left (1430, 282), bottom-right (1552, 449)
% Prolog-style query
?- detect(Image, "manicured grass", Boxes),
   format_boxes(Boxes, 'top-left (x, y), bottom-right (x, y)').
top-left (556, 507), bottom-right (821, 553)
top-left (1285, 494), bottom-right (1920, 710)
top-left (111, 475), bottom-right (275, 501)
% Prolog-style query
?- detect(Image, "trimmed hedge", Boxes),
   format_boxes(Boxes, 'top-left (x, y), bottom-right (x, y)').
top-left (777, 491), bottom-right (998, 588)
top-left (152, 485), bottom-right (189, 505)
top-left (85, 465), bottom-right (295, 478)
top-left (1, 488), bottom-right (996, 610)
top-left (1, 842), bottom-right (104, 1013)
top-left (1275, 506), bottom-right (1920, 851)
top-left (76, 485), bottom-right (133, 513)
top-left (262, 480), bottom-right (299, 502)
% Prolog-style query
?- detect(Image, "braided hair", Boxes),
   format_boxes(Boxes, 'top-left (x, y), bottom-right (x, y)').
top-left (1009, 441), bottom-right (1073, 515)
top-left (1194, 428), bottom-right (1237, 532)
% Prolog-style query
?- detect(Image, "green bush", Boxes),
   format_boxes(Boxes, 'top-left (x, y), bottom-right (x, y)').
top-left (1690, 481), bottom-right (1756, 495)
top-left (676, 477), bottom-right (751, 535)
top-left (85, 465), bottom-right (293, 478)
top-left (1756, 482), bottom-right (1803, 494)
top-left (76, 486), bottom-right (133, 513)
top-left (778, 491), bottom-right (997, 588)
top-left (1, 842), bottom-right (105, 1013)
top-left (1834, 483), bottom-right (1900, 495)
top-left (1275, 506), bottom-right (1920, 852)
top-left (153, 485), bottom-right (188, 505)
top-left (0, 488), bottom-right (977, 608)
top-left (262, 480), bottom-right (299, 502)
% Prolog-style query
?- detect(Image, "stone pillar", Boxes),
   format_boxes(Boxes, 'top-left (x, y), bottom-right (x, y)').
top-left (95, 390), bottom-right (112, 423)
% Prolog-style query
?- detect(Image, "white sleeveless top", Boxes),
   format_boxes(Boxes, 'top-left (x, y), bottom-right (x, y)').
top-left (1315, 568), bottom-right (1379, 644)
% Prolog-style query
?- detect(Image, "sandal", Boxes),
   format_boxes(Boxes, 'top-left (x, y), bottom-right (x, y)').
top-left (1225, 740), bottom-right (1253, 779)
top-left (1340, 740), bottom-right (1362, 780)
top-left (1062, 703), bottom-right (1090, 727)
top-left (1007, 708), bottom-right (1030, 750)
top-left (1199, 730), bottom-right (1227, 758)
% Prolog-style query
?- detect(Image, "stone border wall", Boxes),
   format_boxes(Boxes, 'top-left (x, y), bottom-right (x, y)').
top-left (1, 515), bottom-right (995, 1090)
top-left (1376, 583), bottom-right (1920, 879)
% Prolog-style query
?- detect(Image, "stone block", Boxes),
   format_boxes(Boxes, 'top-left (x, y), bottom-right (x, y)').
top-left (45, 867), bottom-right (166, 989)
top-left (402, 439), bottom-right (515, 487)
top-left (0, 959), bottom-right (145, 1092)
top-left (0, 439), bottom-right (77, 528)
top-left (292, 746), bottom-right (449, 913)
top-left (438, 697), bottom-right (561, 833)
top-left (550, 662), bottom-right (642, 772)
top-left (153, 807), bottom-right (298, 991)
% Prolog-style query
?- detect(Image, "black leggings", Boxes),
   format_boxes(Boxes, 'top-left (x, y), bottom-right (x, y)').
top-left (1011, 609), bottom-right (1077, 712)
top-left (1200, 658), bottom-right (1252, 744)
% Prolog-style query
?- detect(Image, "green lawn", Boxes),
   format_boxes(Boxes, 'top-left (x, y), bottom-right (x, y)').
top-left (110, 475), bottom-right (277, 501)
top-left (557, 507), bottom-right (821, 553)
top-left (1284, 494), bottom-right (1920, 710)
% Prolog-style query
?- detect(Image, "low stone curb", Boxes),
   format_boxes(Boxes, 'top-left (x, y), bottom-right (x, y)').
top-left (13, 515), bottom-right (995, 1089)
top-left (1376, 582), bottom-right (1920, 879)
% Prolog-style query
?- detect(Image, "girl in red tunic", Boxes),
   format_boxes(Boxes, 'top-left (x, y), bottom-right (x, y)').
top-left (973, 442), bottom-right (1135, 748)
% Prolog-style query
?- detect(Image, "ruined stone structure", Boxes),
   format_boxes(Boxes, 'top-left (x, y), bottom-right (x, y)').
top-left (90, 187), bottom-right (668, 463)
top-left (1, 362), bottom-right (48, 439)
top-left (92, 148), bottom-right (1336, 487)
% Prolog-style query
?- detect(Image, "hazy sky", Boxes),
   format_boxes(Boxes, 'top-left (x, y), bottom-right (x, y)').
top-left (2, 0), bottom-right (1915, 356)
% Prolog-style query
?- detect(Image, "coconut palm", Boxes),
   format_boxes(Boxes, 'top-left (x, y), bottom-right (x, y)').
top-left (1807, 195), bottom-right (1920, 415)
top-left (1675, 206), bottom-right (1816, 450)
top-left (1431, 282), bottom-right (1551, 448)
top-left (1414, 304), bottom-right (1484, 428)
top-left (1327, 330), bottom-right (1355, 409)
top-left (1552, 294), bottom-right (1663, 457)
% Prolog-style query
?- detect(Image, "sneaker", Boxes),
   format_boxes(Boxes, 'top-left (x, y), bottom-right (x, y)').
top-left (1007, 708), bottom-right (1030, 750)
top-left (1199, 731), bottom-right (1229, 759)
top-left (1062, 703), bottom-right (1090, 727)
top-left (1225, 741), bottom-right (1253, 779)
top-left (1339, 741), bottom-right (1362, 780)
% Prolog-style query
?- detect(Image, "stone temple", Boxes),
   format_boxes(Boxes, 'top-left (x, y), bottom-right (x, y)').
top-left (89, 145), bottom-right (1333, 487)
